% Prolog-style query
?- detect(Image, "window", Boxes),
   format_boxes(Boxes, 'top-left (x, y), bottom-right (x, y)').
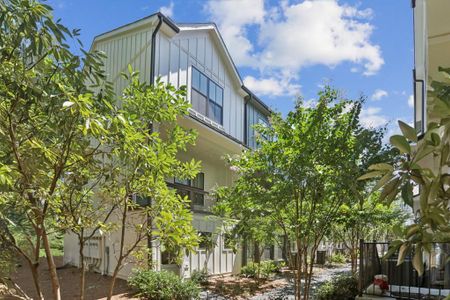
top-left (223, 233), bottom-right (234, 250)
top-left (191, 67), bottom-right (223, 124)
top-left (131, 194), bottom-right (151, 207)
top-left (172, 173), bottom-right (206, 207)
top-left (199, 232), bottom-right (212, 249)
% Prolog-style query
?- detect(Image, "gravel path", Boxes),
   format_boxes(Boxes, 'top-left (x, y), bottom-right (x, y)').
top-left (250, 264), bottom-right (351, 300)
top-left (200, 264), bottom-right (351, 300)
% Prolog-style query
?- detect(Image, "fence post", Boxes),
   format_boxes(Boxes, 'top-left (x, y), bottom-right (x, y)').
top-left (358, 239), bottom-right (364, 297)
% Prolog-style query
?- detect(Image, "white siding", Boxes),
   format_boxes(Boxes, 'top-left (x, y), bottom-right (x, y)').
top-left (93, 26), bottom-right (155, 99)
top-left (155, 30), bottom-right (245, 143)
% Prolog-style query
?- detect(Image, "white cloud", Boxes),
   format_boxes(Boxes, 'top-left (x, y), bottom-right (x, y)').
top-left (408, 94), bottom-right (414, 108)
top-left (205, 0), bottom-right (264, 66)
top-left (360, 107), bottom-right (388, 128)
top-left (159, 2), bottom-right (174, 18)
top-left (205, 0), bottom-right (383, 97)
top-left (258, 1), bottom-right (383, 76)
top-left (371, 89), bottom-right (388, 101)
top-left (243, 75), bottom-right (301, 97)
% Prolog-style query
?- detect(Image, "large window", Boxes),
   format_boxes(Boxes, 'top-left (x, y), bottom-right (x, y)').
top-left (191, 67), bottom-right (223, 125)
top-left (172, 173), bottom-right (206, 207)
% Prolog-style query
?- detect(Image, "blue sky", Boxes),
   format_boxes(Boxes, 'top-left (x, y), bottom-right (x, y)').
top-left (46, 0), bottom-right (414, 135)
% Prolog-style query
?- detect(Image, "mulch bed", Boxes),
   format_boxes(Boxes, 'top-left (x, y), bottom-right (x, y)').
top-left (10, 257), bottom-right (137, 300)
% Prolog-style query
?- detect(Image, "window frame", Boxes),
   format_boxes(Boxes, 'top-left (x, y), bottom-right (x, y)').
top-left (198, 231), bottom-right (213, 250)
top-left (191, 66), bottom-right (224, 125)
top-left (169, 173), bottom-right (207, 208)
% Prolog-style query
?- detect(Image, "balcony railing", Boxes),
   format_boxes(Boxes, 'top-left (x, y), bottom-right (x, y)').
top-left (359, 241), bottom-right (450, 299)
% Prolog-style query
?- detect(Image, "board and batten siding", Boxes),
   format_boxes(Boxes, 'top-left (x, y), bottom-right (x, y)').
top-left (155, 30), bottom-right (245, 143)
top-left (246, 102), bottom-right (269, 149)
top-left (93, 26), bottom-right (156, 101)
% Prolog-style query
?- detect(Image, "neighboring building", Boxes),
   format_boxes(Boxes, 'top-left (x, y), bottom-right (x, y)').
top-left (412, 0), bottom-right (450, 214)
top-left (358, 1), bottom-right (450, 298)
top-left (63, 12), bottom-right (279, 280)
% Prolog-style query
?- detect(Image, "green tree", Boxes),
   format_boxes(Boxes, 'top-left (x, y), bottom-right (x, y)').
top-left (103, 71), bottom-right (200, 300)
top-left (216, 87), bottom-right (364, 300)
top-left (360, 67), bottom-right (450, 276)
top-left (331, 196), bottom-right (407, 273)
top-left (0, 1), bottom-right (110, 299)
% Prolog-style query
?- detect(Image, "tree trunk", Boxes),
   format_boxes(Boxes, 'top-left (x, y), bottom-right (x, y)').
top-left (41, 229), bottom-right (61, 300)
top-left (253, 241), bottom-right (261, 263)
top-left (107, 259), bottom-right (122, 300)
top-left (295, 240), bottom-right (303, 300)
top-left (79, 234), bottom-right (86, 300)
top-left (29, 261), bottom-right (44, 300)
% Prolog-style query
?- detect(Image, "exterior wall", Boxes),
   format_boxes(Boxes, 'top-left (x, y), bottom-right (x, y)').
top-left (63, 211), bottom-right (152, 280)
top-left (93, 26), bottom-right (155, 100)
top-left (413, 0), bottom-right (450, 213)
top-left (64, 18), bottom-right (272, 280)
top-left (246, 101), bottom-right (269, 149)
top-left (155, 30), bottom-right (245, 142)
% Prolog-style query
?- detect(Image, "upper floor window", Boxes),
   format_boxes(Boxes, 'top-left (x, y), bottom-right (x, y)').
top-left (191, 67), bottom-right (223, 125)
top-left (173, 173), bottom-right (205, 207)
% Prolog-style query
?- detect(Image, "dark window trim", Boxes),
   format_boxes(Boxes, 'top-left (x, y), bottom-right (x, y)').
top-left (191, 66), bottom-right (224, 125)
top-left (168, 173), bottom-right (207, 208)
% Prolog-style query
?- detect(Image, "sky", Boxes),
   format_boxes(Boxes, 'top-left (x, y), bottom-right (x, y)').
top-left (45, 0), bottom-right (414, 137)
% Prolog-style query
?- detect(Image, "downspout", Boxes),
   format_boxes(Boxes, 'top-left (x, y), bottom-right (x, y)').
top-left (244, 96), bottom-right (249, 146)
top-left (147, 14), bottom-right (163, 269)
top-left (150, 14), bottom-right (164, 85)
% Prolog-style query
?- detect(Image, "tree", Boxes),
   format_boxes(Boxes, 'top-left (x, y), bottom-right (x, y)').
top-left (326, 125), bottom-right (401, 274)
top-left (0, 1), bottom-right (110, 299)
top-left (360, 67), bottom-right (450, 276)
top-left (103, 71), bottom-right (200, 299)
top-left (216, 87), bottom-right (365, 300)
top-left (331, 195), bottom-right (407, 273)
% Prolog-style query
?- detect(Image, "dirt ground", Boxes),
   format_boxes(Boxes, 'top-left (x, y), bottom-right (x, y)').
top-left (10, 257), bottom-right (137, 300)
top-left (205, 273), bottom-right (289, 299)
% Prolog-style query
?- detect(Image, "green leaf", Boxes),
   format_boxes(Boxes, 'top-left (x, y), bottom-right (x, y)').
top-left (412, 246), bottom-right (424, 276)
top-left (372, 173), bottom-right (393, 192)
top-left (368, 163), bottom-right (394, 172)
top-left (401, 182), bottom-right (414, 208)
top-left (397, 243), bottom-right (410, 266)
top-left (398, 120), bottom-right (417, 142)
top-left (390, 135), bottom-right (411, 154)
top-left (358, 171), bottom-right (384, 181)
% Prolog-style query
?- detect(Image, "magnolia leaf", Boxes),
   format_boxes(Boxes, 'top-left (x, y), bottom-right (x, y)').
top-left (63, 101), bottom-right (74, 107)
top-left (372, 173), bottom-right (393, 192)
top-left (397, 243), bottom-right (410, 266)
top-left (406, 224), bottom-right (420, 238)
top-left (368, 163), bottom-right (394, 172)
top-left (399, 120), bottom-right (417, 142)
top-left (390, 135), bottom-right (411, 154)
top-left (412, 246), bottom-right (424, 276)
top-left (358, 171), bottom-right (384, 181)
top-left (401, 182), bottom-right (414, 208)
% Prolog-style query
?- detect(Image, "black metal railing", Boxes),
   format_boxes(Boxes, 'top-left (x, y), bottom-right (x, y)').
top-left (359, 241), bottom-right (450, 299)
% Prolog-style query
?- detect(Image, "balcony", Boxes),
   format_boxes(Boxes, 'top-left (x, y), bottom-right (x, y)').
top-left (358, 241), bottom-right (450, 299)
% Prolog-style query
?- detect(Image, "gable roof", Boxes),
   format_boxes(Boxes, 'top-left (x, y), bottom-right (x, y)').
top-left (91, 13), bottom-right (271, 115)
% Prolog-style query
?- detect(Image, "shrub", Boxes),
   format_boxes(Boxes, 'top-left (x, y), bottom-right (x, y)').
top-left (316, 274), bottom-right (358, 300)
top-left (190, 269), bottom-right (208, 286)
top-left (240, 260), bottom-right (283, 279)
top-left (128, 269), bottom-right (199, 300)
top-left (240, 262), bottom-right (258, 278)
top-left (329, 253), bottom-right (347, 264)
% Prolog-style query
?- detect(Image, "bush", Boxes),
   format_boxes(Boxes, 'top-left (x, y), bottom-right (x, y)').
top-left (329, 253), bottom-right (346, 264)
top-left (128, 269), bottom-right (199, 300)
top-left (190, 269), bottom-right (208, 286)
top-left (240, 260), bottom-right (283, 279)
top-left (316, 274), bottom-right (358, 300)
top-left (240, 262), bottom-right (258, 278)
